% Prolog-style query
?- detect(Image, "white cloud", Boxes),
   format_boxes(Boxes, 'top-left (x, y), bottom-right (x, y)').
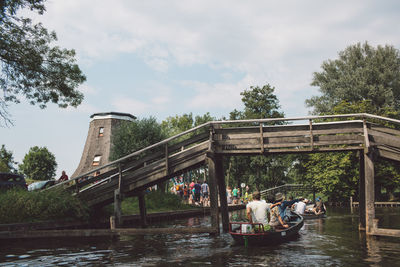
top-left (111, 96), bottom-right (151, 116)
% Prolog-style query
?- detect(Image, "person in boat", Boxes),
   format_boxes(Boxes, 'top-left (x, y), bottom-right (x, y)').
top-left (269, 194), bottom-right (289, 229)
top-left (313, 197), bottom-right (326, 215)
top-left (246, 191), bottom-right (280, 231)
top-left (293, 198), bottom-right (307, 215)
top-left (275, 192), bottom-right (301, 222)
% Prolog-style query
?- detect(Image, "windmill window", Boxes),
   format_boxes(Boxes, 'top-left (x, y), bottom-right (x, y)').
top-left (92, 155), bottom-right (101, 166)
top-left (99, 127), bottom-right (104, 137)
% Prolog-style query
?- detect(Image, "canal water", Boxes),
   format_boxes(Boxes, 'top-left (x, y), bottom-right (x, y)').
top-left (1, 207), bottom-right (399, 266)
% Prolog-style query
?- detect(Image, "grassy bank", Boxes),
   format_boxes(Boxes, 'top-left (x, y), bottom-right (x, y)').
top-left (0, 188), bottom-right (89, 224)
top-left (122, 190), bottom-right (195, 214)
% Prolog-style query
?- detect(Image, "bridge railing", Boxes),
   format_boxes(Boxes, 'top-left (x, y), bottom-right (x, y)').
top-left (51, 113), bottom-right (400, 193)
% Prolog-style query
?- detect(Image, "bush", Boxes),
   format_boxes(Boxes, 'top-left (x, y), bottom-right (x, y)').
top-left (0, 188), bottom-right (89, 224)
top-left (122, 190), bottom-right (193, 214)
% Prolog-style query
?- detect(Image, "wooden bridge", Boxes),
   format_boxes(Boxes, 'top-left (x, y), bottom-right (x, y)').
top-left (53, 113), bottom-right (400, 237)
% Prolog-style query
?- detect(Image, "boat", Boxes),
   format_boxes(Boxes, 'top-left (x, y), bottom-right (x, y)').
top-left (302, 203), bottom-right (327, 219)
top-left (229, 212), bottom-right (304, 246)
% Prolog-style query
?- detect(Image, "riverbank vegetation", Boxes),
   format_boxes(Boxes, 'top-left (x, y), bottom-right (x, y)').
top-left (0, 188), bottom-right (89, 224)
top-left (121, 190), bottom-right (195, 215)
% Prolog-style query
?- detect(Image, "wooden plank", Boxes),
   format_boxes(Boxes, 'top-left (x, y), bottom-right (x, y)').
top-left (369, 129), bottom-right (400, 149)
top-left (372, 228), bottom-right (400, 238)
top-left (215, 155), bottom-right (229, 232)
top-left (364, 151), bottom-right (375, 234)
top-left (359, 152), bottom-right (366, 229)
top-left (216, 146), bottom-right (363, 155)
top-left (370, 124), bottom-right (400, 136)
top-left (216, 139), bottom-right (363, 150)
top-left (127, 154), bottom-right (207, 191)
top-left (260, 123), bottom-right (264, 153)
top-left (207, 155), bottom-right (220, 234)
top-left (309, 119), bottom-right (314, 150)
top-left (376, 148), bottom-right (400, 162)
top-left (220, 127), bottom-right (363, 140)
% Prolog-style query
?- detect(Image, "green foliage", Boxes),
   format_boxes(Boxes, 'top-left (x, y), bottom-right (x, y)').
top-left (161, 112), bottom-right (215, 139)
top-left (298, 152), bottom-right (359, 201)
top-left (226, 84), bottom-right (294, 191)
top-left (240, 84), bottom-right (285, 120)
top-left (0, 144), bottom-right (17, 172)
top-left (19, 146), bottom-right (57, 180)
top-left (303, 43), bottom-right (400, 200)
top-left (121, 191), bottom-right (194, 214)
top-left (306, 42), bottom-right (400, 115)
top-left (110, 117), bottom-right (166, 161)
top-left (0, 0), bottom-right (86, 125)
top-left (0, 188), bottom-right (89, 223)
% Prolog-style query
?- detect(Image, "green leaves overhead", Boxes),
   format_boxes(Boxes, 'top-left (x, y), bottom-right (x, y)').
top-left (0, 0), bottom-right (86, 125)
top-left (306, 42), bottom-right (400, 115)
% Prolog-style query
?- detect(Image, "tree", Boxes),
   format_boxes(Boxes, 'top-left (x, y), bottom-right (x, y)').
top-left (161, 112), bottom-right (215, 138)
top-left (110, 117), bottom-right (166, 161)
top-left (19, 146), bottom-right (57, 180)
top-left (226, 84), bottom-right (293, 191)
top-left (0, 144), bottom-right (17, 172)
top-left (0, 0), bottom-right (86, 125)
top-left (306, 42), bottom-right (400, 115)
top-left (160, 112), bottom-right (215, 183)
top-left (303, 42), bottom-right (400, 201)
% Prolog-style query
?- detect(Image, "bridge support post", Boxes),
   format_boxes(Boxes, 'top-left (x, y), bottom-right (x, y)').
top-left (138, 192), bottom-right (147, 228)
top-left (359, 152), bottom-right (366, 230)
top-left (364, 150), bottom-right (375, 234)
top-left (114, 189), bottom-right (122, 227)
top-left (207, 153), bottom-right (220, 235)
top-left (215, 154), bottom-right (229, 233)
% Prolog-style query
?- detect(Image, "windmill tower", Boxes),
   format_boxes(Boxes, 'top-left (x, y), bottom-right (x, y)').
top-left (72, 112), bottom-right (136, 178)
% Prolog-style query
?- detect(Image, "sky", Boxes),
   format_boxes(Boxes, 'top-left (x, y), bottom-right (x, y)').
top-left (2, 0), bottom-right (400, 178)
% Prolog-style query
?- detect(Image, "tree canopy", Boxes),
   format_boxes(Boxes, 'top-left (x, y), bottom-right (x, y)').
top-left (18, 146), bottom-right (57, 180)
top-left (0, 0), bottom-right (86, 125)
top-left (0, 144), bottom-right (17, 172)
top-left (301, 42), bottom-right (400, 201)
top-left (226, 84), bottom-right (293, 191)
top-left (109, 117), bottom-right (166, 161)
top-left (306, 42), bottom-right (400, 115)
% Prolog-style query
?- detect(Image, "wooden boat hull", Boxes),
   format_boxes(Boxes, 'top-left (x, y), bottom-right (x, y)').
top-left (229, 213), bottom-right (304, 246)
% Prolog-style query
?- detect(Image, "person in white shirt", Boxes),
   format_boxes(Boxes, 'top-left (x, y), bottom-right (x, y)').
top-left (294, 198), bottom-right (307, 215)
top-left (246, 191), bottom-right (271, 225)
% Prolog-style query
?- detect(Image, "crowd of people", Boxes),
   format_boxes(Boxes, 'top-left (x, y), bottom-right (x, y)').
top-left (171, 179), bottom-right (210, 206)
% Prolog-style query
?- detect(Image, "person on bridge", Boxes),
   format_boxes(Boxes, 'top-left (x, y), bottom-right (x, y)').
top-left (58, 171), bottom-right (68, 183)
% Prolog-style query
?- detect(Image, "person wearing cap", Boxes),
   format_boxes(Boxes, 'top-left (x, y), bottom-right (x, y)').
top-left (313, 197), bottom-right (326, 215)
top-left (269, 193), bottom-right (289, 228)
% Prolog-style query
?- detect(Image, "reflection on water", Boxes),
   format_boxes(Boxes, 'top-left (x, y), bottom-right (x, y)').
top-left (0, 207), bottom-right (399, 266)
